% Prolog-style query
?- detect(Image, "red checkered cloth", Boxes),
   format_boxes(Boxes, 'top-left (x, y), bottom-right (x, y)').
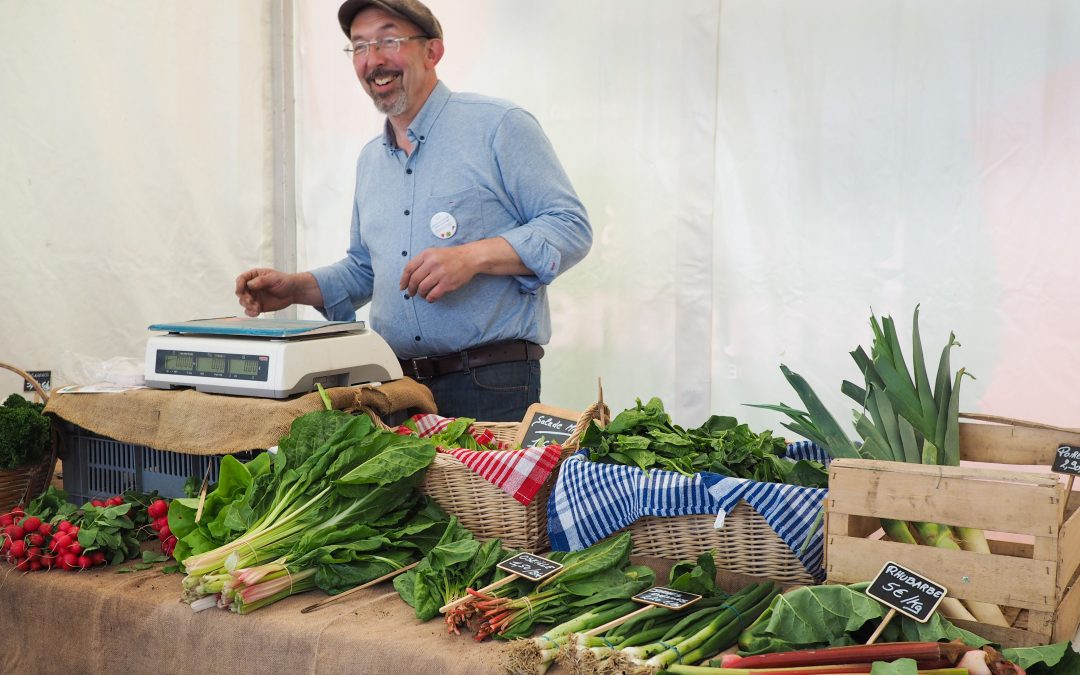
top-left (403, 414), bottom-right (562, 505)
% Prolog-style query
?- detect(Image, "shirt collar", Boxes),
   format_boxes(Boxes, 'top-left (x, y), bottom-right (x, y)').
top-left (381, 80), bottom-right (451, 154)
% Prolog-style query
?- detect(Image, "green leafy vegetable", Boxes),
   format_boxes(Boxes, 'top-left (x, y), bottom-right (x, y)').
top-left (580, 397), bottom-right (822, 485)
top-left (0, 393), bottom-right (50, 469)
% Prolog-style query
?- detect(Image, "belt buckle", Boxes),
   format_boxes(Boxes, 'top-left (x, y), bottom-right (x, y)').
top-left (407, 358), bottom-right (425, 380)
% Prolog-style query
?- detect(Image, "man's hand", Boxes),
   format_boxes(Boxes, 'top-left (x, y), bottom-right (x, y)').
top-left (400, 237), bottom-right (532, 303)
top-left (235, 269), bottom-right (322, 317)
top-left (399, 247), bottom-right (476, 303)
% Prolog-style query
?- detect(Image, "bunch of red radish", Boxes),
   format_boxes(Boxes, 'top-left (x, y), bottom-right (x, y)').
top-left (0, 509), bottom-right (104, 571)
top-left (147, 498), bottom-right (175, 557)
top-left (1, 494), bottom-right (174, 572)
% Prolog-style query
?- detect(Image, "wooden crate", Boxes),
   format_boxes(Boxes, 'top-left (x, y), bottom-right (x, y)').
top-left (825, 417), bottom-right (1080, 647)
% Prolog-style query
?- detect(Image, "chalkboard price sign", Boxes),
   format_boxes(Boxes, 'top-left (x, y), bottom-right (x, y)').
top-left (632, 586), bottom-right (702, 610)
top-left (1052, 445), bottom-right (1080, 477)
top-left (515, 403), bottom-right (582, 449)
top-left (866, 561), bottom-right (947, 623)
top-left (496, 553), bottom-right (564, 582)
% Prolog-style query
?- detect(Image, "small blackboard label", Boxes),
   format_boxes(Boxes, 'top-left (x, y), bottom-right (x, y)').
top-left (496, 552), bottom-right (564, 582)
top-left (516, 403), bottom-right (581, 449)
top-left (866, 561), bottom-right (947, 623)
top-left (1052, 445), bottom-right (1080, 476)
top-left (24, 370), bottom-right (51, 392)
top-left (632, 586), bottom-right (702, 610)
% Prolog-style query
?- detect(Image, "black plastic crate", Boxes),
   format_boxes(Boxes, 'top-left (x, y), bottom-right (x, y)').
top-left (58, 423), bottom-right (260, 504)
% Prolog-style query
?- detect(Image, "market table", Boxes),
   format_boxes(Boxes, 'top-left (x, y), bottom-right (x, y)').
top-left (0, 560), bottom-right (508, 674)
top-left (0, 554), bottom-right (728, 674)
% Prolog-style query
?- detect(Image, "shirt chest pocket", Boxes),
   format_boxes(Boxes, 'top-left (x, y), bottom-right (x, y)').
top-left (423, 186), bottom-right (485, 244)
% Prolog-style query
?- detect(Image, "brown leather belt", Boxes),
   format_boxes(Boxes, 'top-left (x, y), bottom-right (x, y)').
top-left (399, 340), bottom-right (544, 380)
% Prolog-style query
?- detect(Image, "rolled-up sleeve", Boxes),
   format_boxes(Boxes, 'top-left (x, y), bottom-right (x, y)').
top-left (308, 198), bottom-right (375, 321)
top-left (492, 109), bottom-right (592, 293)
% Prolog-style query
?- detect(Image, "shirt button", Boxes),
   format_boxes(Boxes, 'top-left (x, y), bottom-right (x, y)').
top-left (404, 209), bottom-right (410, 216)
top-left (401, 251), bottom-right (407, 256)
top-left (403, 293), bottom-right (410, 300)
top-left (419, 136), bottom-right (425, 141)
top-left (414, 336), bottom-right (421, 341)
top-left (406, 169), bottom-right (413, 175)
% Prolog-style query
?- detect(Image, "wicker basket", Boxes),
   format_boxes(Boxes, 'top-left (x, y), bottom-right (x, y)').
top-left (0, 363), bottom-right (59, 514)
top-left (620, 505), bottom-right (815, 584)
top-left (364, 402), bottom-right (607, 552)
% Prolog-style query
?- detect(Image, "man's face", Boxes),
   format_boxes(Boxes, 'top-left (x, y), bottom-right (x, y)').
top-left (349, 7), bottom-right (441, 120)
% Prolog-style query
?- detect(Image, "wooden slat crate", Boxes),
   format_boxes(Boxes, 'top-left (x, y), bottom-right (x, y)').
top-left (825, 417), bottom-right (1080, 647)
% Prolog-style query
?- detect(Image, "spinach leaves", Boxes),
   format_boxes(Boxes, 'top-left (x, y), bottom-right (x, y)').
top-left (580, 397), bottom-right (826, 486)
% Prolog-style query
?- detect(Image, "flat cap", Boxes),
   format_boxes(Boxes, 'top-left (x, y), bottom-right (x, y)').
top-left (338, 0), bottom-right (443, 40)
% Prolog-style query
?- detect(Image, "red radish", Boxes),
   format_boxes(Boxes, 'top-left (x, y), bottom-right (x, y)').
top-left (76, 555), bottom-right (91, 569)
top-left (1, 539), bottom-right (9, 554)
top-left (29, 559), bottom-right (42, 571)
top-left (153, 517), bottom-right (168, 532)
top-left (148, 499), bottom-right (169, 519)
top-left (9, 508), bottom-right (23, 517)
top-left (20, 516), bottom-right (41, 532)
top-left (9, 540), bottom-right (26, 559)
top-left (37, 522), bottom-right (52, 535)
top-left (91, 500), bottom-right (103, 507)
top-left (15, 558), bottom-right (31, 571)
top-left (27, 532), bottom-right (44, 547)
top-left (68, 526), bottom-right (79, 535)
top-left (68, 542), bottom-right (83, 555)
top-left (26, 546), bottom-right (42, 561)
top-left (159, 526), bottom-right (171, 540)
top-left (57, 520), bottom-right (71, 532)
top-left (40, 554), bottom-right (55, 569)
top-left (62, 551), bottom-right (78, 567)
top-left (53, 533), bottom-right (72, 549)
top-left (109, 496), bottom-right (124, 506)
top-left (6, 525), bottom-right (25, 541)
top-left (90, 550), bottom-right (106, 565)
top-left (0, 514), bottom-right (12, 527)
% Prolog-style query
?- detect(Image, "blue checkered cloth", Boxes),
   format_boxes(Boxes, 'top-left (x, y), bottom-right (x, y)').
top-left (547, 441), bottom-right (830, 582)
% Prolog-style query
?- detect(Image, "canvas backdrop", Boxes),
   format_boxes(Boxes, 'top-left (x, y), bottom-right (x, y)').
top-left (2, 1), bottom-right (1078, 435)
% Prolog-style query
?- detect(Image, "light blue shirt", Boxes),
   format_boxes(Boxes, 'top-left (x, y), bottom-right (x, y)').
top-left (310, 81), bottom-right (592, 359)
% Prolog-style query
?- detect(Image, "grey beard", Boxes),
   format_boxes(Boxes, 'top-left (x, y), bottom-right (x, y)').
top-left (374, 90), bottom-right (409, 117)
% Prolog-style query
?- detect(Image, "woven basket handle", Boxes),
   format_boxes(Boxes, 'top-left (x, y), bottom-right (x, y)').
top-left (0, 362), bottom-right (49, 404)
top-left (564, 400), bottom-right (609, 451)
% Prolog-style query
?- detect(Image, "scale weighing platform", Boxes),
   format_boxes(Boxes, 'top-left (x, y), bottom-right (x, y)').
top-left (143, 318), bottom-right (403, 398)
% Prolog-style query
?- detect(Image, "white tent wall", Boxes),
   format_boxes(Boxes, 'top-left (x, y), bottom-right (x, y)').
top-left (2, 1), bottom-right (1078, 434)
top-left (710, 1), bottom-right (1080, 430)
top-left (0, 2), bottom-right (272, 395)
top-left (298, 0), bottom-right (1080, 429)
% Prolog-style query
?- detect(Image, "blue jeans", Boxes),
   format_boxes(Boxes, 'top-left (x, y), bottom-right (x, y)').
top-left (424, 360), bottom-right (541, 422)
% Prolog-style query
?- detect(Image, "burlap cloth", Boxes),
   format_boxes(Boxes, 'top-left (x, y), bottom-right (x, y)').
top-left (0, 557), bottom-right (506, 675)
top-left (0, 555), bottom-right (774, 675)
top-left (43, 378), bottom-right (437, 456)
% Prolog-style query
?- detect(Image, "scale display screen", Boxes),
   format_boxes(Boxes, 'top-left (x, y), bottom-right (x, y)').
top-left (155, 349), bottom-right (268, 381)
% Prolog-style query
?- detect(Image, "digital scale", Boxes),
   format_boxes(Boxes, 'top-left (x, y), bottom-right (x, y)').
top-left (143, 318), bottom-right (403, 398)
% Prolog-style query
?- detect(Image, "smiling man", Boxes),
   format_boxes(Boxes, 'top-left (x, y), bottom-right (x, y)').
top-left (235, 0), bottom-right (592, 421)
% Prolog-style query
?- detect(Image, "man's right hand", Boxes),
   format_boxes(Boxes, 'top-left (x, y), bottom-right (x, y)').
top-left (235, 269), bottom-right (321, 317)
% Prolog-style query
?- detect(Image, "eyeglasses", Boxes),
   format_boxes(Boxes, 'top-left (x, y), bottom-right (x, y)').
top-left (343, 35), bottom-right (427, 58)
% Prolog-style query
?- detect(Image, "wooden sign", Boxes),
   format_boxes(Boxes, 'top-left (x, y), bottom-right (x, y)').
top-left (441, 552), bottom-right (565, 614)
top-left (584, 586), bottom-right (702, 636)
top-left (495, 552), bottom-right (564, 582)
top-left (515, 403), bottom-right (581, 449)
top-left (866, 560), bottom-right (947, 623)
top-left (1052, 445), bottom-right (1080, 476)
top-left (632, 586), bottom-right (702, 611)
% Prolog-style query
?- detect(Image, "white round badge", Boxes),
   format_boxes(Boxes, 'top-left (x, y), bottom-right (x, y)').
top-left (430, 211), bottom-right (458, 239)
